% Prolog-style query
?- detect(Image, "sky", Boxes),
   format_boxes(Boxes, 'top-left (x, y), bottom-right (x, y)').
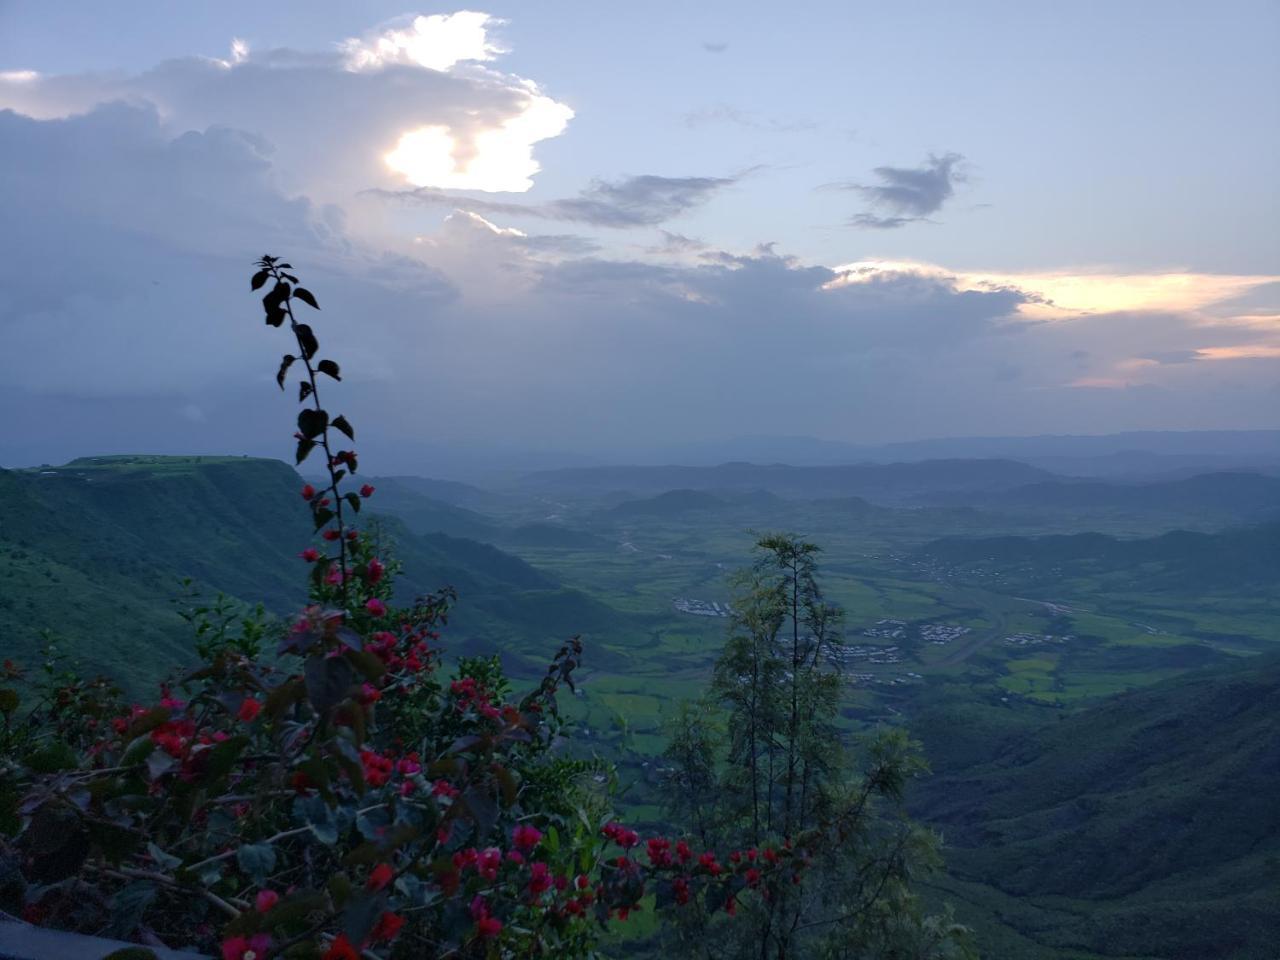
top-left (1, 1), bottom-right (1278, 471)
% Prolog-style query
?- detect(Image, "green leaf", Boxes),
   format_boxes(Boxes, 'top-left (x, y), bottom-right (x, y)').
top-left (236, 843), bottom-right (277, 884)
top-left (331, 415), bottom-right (354, 440)
top-left (250, 269), bottom-right (270, 291)
top-left (275, 354), bottom-right (295, 390)
top-left (0, 688), bottom-right (19, 713)
top-left (317, 359), bottom-right (341, 381)
top-left (293, 287), bottom-right (320, 309)
top-left (295, 323), bottom-right (319, 359)
top-left (295, 795), bottom-right (339, 846)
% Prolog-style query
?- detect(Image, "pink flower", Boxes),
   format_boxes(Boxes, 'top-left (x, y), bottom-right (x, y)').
top-left (365, 597), bottom-right (387, 617)
top-left (512, 824), bottom-right (542, 852)
top-left (237, 698), bottom-right (262, 723)
top-left (360, 484), bottom-right (375, 498)
top-left (367, 558), bottom-right (385, 584)
top-left (222, 934), bottom-right (271, 960)
top-left (255, 889), bottom-right (279, 912)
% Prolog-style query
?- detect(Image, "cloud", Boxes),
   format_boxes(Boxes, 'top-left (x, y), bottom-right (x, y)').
top-left (702, 41), bottom-right (729, 53)
top-left (340, 11), bottom-right (504, 72)
top-left (0, 13), bottom-right (571, 196)
top-left (375, 173), bottom-right (736, 227)
top-left (682, 103), bottom-right (816, 133)
top-left (830, 152), bottom-right (966, 228)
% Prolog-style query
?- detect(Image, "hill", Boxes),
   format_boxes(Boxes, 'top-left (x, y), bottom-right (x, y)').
top-left (921, 521), bottom-right (1280, 593)
top-left (362, 476), bottom-right (499, 540)
top-left (525, 459), bottom-right (1055, 503)
top-left (907, 652), bottom-right (1280, 959)
top-left (921, 471), bottom-right (1280, 523)
top-left (0, 457), bottom-right (629, 687)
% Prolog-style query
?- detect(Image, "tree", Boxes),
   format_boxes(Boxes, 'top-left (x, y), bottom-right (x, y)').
top-left (661, 534), bottom-right (974, 960)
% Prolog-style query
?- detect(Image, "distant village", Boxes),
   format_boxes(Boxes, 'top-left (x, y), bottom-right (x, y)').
top-left (1003, 632), bottom-right (1076, 647)
top-left (672, 597), bottom-right (731, 617)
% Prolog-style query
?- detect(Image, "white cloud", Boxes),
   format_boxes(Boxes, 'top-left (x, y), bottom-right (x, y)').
top-left (341, 11), bottom-right (504, 73)
top-left (0, 11), bottom-right (571, 197)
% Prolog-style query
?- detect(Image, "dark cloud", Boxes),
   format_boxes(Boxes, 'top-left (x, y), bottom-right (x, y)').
top-left (645, 231), bottom-right (709, 255)
top-left (374, 174), bottom-right (736, 228)
top-left (830, 152), bottom-right (966, 229)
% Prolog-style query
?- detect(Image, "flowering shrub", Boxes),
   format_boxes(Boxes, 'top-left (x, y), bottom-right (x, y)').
top-left (0, 257), bottom-right (845, 959)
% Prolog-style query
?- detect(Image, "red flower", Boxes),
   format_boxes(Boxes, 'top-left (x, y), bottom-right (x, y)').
top-left (322, 934), bottom-right (359, 960)
top-left (360, 484), bottom-right (375, 498)
top-left (367, 558), bottom-right (385, 584)
top-left (365, 597), bottom-right (387, 617)
top-left (527, 861), bottom-right (553, 895)
top-left (512, 824), bottom-right (542, 851)
top-left (367, 862), bottom-right (394, 891)
top-left (299, 547), bottom-right (320, 562)
top-left (371, 910), bottom-right (405, 943)
top-left (476, 915), bottom-right (503, 939)
top-left (301, 484), bottom-right (315, 499)
top-left (222, 934), bottom-right (271, 960)
top-left (255, 889), bottom-right (279, 913)
top-left (237, 698), bottom-right (262, 723)
top-left (322, 529), bottom-right (341, 542)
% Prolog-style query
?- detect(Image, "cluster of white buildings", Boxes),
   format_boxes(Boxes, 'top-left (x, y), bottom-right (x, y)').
top-left (673, 597), bottom-right (731, 617)
top-left (920, 623), bottom-right (972, 645)
top-left (1003, 632), bottom-right (1075, 647)
top-left (861, 618), bottom-right (907, 639)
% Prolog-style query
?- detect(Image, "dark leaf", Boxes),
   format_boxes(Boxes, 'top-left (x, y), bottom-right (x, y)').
top-left (461, 786), bottom-right (498, 839)
top-left (264, 306), bottom-right (287, 328)
top-left (298, 408), bottom-right (328, 439)
top-left (333, 626), bottom-right (363, 651)
top-left (293, 287), bottom-right (320, 310)
top-left (344, 492), bottom-right (361, 513)
top-left (20, 805), bottom-right (89, 884)
top-left (317, 359), bottom-right (341, 381)
top-left (341, 893), bottom-right (385, 947)
top-left (295, 437), bottom-right (316, 465)
top-left (304, 654), bottom-right (356, 715)
top-left (236, 843), bottom-right (277, 884)
top-left (250, 269), bottom-right (270, 291)
top-left (331, 415), bottom-right (355, 440)
top-left (299, 381), bottom-right (313, 402)
top-left (312, 507), bottom-right (335, 531)
top-left (295, 323), bottom-right (319, 359)
top-left (275, 354), bottom-right (295, 390)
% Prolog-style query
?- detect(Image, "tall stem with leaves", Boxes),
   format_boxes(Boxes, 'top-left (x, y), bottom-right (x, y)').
top-left (252, 254), bottom-right (361, 607)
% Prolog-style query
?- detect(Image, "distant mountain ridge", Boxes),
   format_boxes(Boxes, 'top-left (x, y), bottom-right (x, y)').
top-left (921, 470), bottom-right (1280, 520)
top-left (525, 459), bottom-right (1055, 503)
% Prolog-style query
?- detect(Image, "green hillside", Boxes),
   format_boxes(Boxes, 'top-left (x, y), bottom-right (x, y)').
top-left (0, 456), bottom-right (630, 688)
top-left (906, 653), bottom-right (1280, 959)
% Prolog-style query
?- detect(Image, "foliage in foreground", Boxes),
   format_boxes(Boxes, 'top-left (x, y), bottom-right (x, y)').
top-left (0, 257), bottom-right (963, 959)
